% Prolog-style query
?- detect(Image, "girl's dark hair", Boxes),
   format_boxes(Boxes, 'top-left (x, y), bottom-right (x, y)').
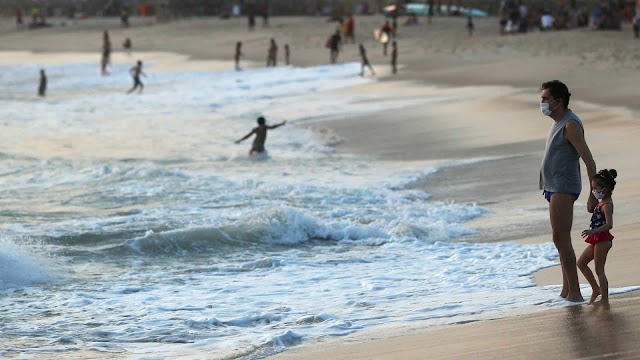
top-left (593, 169), bottom-right (617, 192)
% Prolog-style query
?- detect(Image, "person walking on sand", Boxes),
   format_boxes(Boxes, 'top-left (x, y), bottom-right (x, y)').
top-left (467, 15), bottom-right (474, 36)
top-left (127, 60), bottom-right (145, 94)
top-left (359, 43), bottom-right (375, 76)
top-left (328, 30), bottom-right (342, 64)
top-left (101, 30), bottom-right (112, 76)
top-left (578, 169), bottom-right (617, 305)
top-left (235, 41), bottom-right (243, 70)
top-left (379, 21), bottom-right (394, 56)
top-left (38, 69), bottom-right (47, 97)
top-left (267, 38), bottom-right (278, 67)
top-left (539, 80), bottom-right (597, 303)
top-left (391, 41), bottom-right (398, 74)
top-left (235, 116), bottom-right (286, 156)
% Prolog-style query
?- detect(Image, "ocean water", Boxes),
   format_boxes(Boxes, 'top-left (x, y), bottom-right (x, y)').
top-left (0, 59), bottom-right (632, 359)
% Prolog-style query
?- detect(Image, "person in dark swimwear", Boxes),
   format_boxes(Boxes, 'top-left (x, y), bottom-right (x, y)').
top-left (358, 43), bottom-right (375, 76)
top-left (578, 169), bottom-right (617, 305)
top-left (267, 38), bottom-right (278, 67)
top-left (391, 40), bottom-right (398, 74)
top-left (235, 41), bottom-right (243, 70)
top-left (284, 44), bottom-right (290, 66)
top-left (38, 69), bottom-right (47, 97)
top-left (328, 29), bottom-right (342, 64)
top-left (123, 37), bottom-right (132, 55)
top-left (235, 116), bottom-right (286, 155)
top-left (101, 30), bottom-right (112, 76)
top-left (126, 60), bottom-right (145, 94)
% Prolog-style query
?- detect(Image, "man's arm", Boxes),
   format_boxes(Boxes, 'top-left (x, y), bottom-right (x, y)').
top-left (268, 121), bottom-right (286, 129)
top-left (235, 129), bottom-right (256, 144)
top-left (565, 120), bottom-right (597, 212)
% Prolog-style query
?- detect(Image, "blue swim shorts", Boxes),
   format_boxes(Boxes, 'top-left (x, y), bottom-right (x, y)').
top-left (543, 191), bottom-right (580, 203)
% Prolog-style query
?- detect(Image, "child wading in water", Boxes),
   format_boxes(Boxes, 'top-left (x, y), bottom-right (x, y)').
top-left (578, 168), bottom-right (617, 304)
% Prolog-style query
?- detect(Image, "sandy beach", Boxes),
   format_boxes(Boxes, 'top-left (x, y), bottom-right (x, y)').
top-left (1, 12), bottom-right (640, 359)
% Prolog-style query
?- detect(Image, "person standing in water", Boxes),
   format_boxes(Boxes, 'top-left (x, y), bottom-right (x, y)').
top-left (358, 43), bottom-right (375, 76)
top-left (127, 60), bottom-right (145, 94)
top-left (284, 44), bottom-right (290, 66)
top-left (235, 116), bottom-right (286, 156)
top-left (235, 41), bottom-right (243, 70)
top-left (328, 29), bottom-right (342, 64)
top-left (38, 69), bottom-right (47, 97)
top-left (267, 38), bottom-right (278, 67)
top-left (101, 30), bottom-right (112, 75)
top-left (539, 80), bottom-right (597, 303)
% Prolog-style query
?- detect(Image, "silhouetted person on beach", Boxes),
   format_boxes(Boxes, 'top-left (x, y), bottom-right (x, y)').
top-left (328, 30), bottom-right (342, 64)
top-left (235, 41), bottom-right (243, 70)
top-left (427, 0), bottom-right (434, 23)
top-left (127, 60), bottom-right (145, 94)
top-left (16, 8), bottom-right (23, 26)
top-left (101, 30), bottom-right (112, 75)
top-left (235, 116), bottom-right (286, 155)
top-left (391, 41), bottom-right (398, 74)
top-left (284, 44), bottom-right (290, 65)
top-left (120, 8), bottom-right (130, 27)
top-left (539, 80), bottom-right (597, 303)
top-left (467, 15), bottom-right (474, 36)
top-left (261, 4), bottom-right (269, 27)
top-left (38, 69), bottom-right (47, 97)
top-left (123, 37), bottom-right (132, 55)
top-left (359, 44), bottom-right (375, 76)
top-left (267, 38), bottom-right (278, 67)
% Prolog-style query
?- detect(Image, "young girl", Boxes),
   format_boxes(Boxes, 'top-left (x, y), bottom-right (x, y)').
top-left (577, 168), bottom-right (617, 304)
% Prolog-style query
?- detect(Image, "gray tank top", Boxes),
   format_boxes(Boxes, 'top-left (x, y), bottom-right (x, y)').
top-left (539, 110), bottom-right (584, 194)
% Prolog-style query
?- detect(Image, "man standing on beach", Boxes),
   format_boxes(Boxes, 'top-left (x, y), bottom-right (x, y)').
top-left (235, 116), bottom-right (286, 156)
top-left (328, 30), bottom-right (342, 64)
top-left (391, 41), bottom-right (398, 74)
top-left (539, 80), bottom-right (597, 302)
top-left (359, 44), bottom-right (375, 76)
top-left (267, 38), bottom-right (278, 67)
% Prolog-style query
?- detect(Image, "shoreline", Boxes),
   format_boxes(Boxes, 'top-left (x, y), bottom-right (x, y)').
top-left (2, 15), bottom-right (640, 359)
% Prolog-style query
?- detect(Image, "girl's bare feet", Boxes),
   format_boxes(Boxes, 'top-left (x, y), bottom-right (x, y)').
top-left (588, 288), bottom-right (601, 304)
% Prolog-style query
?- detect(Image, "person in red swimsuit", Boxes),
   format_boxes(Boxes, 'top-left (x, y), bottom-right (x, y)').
top-left (577, 168), bottom-right (617, 304)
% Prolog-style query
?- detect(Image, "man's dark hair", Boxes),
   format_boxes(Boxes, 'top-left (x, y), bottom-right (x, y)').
top-left (257, 116), bottom-right (266, 125)
top-left (540, 80), bottom-right (571, 109)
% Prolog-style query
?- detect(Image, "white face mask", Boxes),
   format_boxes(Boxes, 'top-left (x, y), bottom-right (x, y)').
top-left (540, 99), bottom-right (559, 116)
top-left (592, 189), bottom-right (606, 199)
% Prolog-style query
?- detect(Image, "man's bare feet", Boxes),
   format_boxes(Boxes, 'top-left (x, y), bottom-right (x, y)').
top-left (566, 292), bottom-right (585, 302)
top-left (588, 288), bottom-right (601, 304)
top-left (560, 288), bottom-right (568, 298)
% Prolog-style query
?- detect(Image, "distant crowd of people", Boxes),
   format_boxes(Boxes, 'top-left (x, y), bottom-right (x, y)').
top-left (499, 0), bottom-right (640, 36)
